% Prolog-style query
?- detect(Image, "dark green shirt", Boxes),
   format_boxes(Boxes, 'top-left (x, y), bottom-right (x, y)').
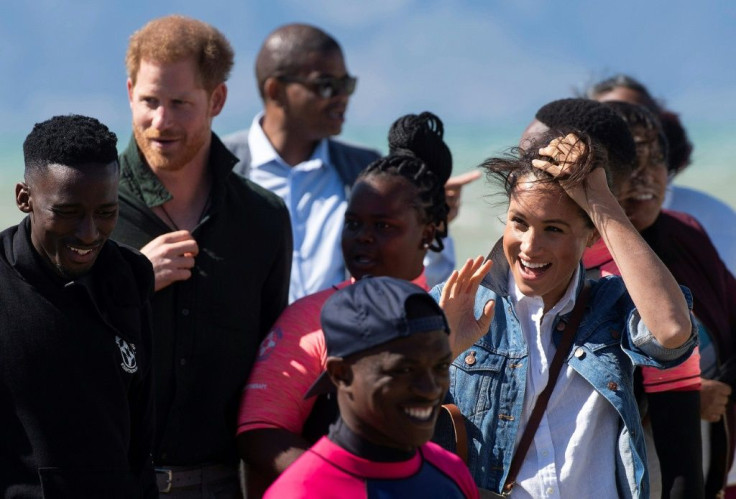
top-left (112, 133), bottom-right (292, 466)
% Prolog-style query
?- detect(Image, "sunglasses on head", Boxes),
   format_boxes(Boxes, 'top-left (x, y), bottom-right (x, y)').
top-left (278, 74), bottom-right (357, 99)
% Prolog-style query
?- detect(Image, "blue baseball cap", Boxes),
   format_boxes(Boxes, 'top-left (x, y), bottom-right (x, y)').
top-left (304, 276), bottom-right (450, 398)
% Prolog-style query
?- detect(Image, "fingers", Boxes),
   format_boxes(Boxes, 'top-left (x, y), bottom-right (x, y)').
top-left (700, 378), bottom-right (732, 422)
top-left (536, 133), bottom-right (586, 175)
top-left (445, 170), bottom-right (481, 189)
top-left (444, 171), bottom-right (480, 222)
top-left (141, 232), bottom-right (199, 259)
top-left (439, 256), bottom-right (491, 306)
top-left (532, 158), bottom-right (563, 177)
top-left (169, 254), bottom-right (196, 270)
top-left (439, 270), bottom-right (459, 307)
top-left (156, 229), bottom-right (196, 243)
top-left (453, 256), bottom-right (489, 294)
top-left (140, 231), bottom-right (199, 291)
top-left (166, 238), bottom-right (199, 257)
top-left (477, 299), bottom-right (495, 333)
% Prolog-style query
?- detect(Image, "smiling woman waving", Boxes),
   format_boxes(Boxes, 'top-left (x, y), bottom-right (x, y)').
top-left (433, 129), bottom-right (696, 499)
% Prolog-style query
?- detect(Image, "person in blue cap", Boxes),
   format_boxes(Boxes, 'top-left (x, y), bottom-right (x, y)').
top-left (263, 276), bottom-right (479, 498)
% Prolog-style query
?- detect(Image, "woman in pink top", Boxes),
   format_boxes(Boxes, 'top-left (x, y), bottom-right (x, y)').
top-left (237, 112), bottom-right (456, 496)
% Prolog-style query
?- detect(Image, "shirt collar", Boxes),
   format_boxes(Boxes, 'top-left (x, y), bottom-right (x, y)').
top-left (248, 112), bottom-right (331, 170)
top-left (510, 263), bottom-right (580, 317)
top-left (119, 131), bottom-right (238, 209)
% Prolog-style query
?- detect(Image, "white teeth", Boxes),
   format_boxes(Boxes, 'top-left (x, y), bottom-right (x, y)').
top-left (68, 246), bottom-right (93, 255)
top-left (521, 260), bottom-right (549, 269)
top-left (404, 407), bottom-right (433, 421)
top-left (633, 193), bottom-right (654, 201)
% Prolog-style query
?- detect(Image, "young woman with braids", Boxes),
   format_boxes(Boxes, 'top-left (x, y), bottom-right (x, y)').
top-left (433, 130), bottom-right (697, 498)
top-left (235, 111), bottom-right (454, 496)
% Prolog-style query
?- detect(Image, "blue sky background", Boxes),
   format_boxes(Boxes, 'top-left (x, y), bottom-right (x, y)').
top-left (1, 1), bottom-right (734, 256)
top-left (1, 0), bottom-right (734, 141)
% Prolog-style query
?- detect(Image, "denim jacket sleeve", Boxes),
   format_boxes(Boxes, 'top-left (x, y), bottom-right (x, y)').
top-left (615, 281), bottom-right (698, 368)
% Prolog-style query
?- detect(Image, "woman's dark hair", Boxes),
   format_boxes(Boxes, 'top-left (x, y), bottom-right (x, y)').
top-left (481, 129), bottom-right (608, 228)
top-left (586, 74), bottom-right (661, 113)
top-left (659, 110), bottom-right (693, 173)
top-left (587, 74), bottom-right (692, 173)
top-left (357, 111), bottom-right (452, 251)
top-left (602, 101), bottom-right (669, 171)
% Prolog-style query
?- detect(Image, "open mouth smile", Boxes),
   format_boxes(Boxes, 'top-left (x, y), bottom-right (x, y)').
top-left (519, 257), bottom-right (551, 274)
top-left (401, 404), bottom-right (438, 423)
top-left (68, 245), bottom-right (94, 256)
top-left (349, 253), bottom-right (378, 267)
top-left (631, 192), bottom-right (655, 201)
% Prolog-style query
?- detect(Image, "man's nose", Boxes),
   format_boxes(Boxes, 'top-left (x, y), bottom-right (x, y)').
top-left (151, 105), bottom-right (170, 130)
top-left (75, 214), bottom-right (99, 244)
top-left (412, 369), bottom-right (444, 399)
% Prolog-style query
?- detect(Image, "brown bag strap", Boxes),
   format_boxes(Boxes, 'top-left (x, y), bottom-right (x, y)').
top-left (440, 403), bottom-right (468, 464)
top-left (502, 282), bottom-right (591, 495)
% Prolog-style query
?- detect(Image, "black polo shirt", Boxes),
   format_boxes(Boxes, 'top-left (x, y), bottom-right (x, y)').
top-left (112, 133), bottom-right (292, 466)
top-left (0, 217), bottom-right (157, 498)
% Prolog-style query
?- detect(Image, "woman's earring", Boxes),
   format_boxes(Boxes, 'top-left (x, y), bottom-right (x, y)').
top-left (422, 241), bottom-right (430, 249)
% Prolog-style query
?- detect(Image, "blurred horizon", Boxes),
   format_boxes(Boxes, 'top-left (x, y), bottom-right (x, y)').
top-left (2, 1), bottom-right (734, 261)
top-left (1, 1), bottom-right (735, 138)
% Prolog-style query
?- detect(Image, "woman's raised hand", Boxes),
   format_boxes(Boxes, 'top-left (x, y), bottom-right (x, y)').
top-left (532, 133), bottom-right (610, 213)
top-left (439, 256), bottom-right (495, 358)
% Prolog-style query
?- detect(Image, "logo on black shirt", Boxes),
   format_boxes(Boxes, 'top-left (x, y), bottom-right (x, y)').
top-left (115, 336), bottom-right (138, 374)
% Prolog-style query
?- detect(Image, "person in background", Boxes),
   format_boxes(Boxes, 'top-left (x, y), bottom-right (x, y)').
top-left (236, 111), bottom-right (453, 497)
top-left (434, 129), bottom-right (697, 498)
top-left (0, 115), bottom-right (157, 497)
top-left (597, 100), bottom-right (736, 498)
top-left (263, 276), bottom-right (479, 499)
top-left (587, 74), bottom-right (736, 276)
top-left (223, 23), bottom-right (477, 302)
top-left (112, 15), bottom-right (292, 497)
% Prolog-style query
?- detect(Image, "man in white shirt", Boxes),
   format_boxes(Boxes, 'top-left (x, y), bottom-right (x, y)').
top-left (224, 24), bottom-right (475, 302)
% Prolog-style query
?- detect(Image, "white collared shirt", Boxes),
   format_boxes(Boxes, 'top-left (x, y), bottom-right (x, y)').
top-left (247, 114), bottom-right (347, 303)
top-left (508, 267), bottom-right (618, 499)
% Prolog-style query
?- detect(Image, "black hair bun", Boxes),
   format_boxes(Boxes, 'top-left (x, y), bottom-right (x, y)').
top-left (535, 98), bottom-right (636, 168)
top-left (388, 111), bottom-right (452, 185)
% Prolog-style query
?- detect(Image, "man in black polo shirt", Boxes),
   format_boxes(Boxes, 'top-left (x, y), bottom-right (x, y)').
top-left (0, 114), bottom-right (157, 497)
top-left (111, 15), bottom-right (292, 497)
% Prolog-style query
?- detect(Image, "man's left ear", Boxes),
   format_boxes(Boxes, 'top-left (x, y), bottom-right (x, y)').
top-left (586, 229), bottom-right (600, 248)
top-left (326, 357), bottom-right (353, 390)
top-left (16, 182), bottom-right (31, 213)
top-left (209, 83), bottom-right (227, 117)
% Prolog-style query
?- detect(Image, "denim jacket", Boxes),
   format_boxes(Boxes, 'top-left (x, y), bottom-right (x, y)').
top-left (430, 241), bottom-right (697, 498)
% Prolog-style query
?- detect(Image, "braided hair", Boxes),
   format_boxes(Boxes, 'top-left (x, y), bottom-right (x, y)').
top-left (357, 111), bottom-right (452, 252)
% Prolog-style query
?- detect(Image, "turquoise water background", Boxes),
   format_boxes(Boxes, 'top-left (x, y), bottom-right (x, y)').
top-left (1, 122), bottom-right (734, 265)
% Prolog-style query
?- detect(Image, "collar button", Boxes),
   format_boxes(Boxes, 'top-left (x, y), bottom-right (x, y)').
top-left (465, 351), bottom-right (477, 366)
